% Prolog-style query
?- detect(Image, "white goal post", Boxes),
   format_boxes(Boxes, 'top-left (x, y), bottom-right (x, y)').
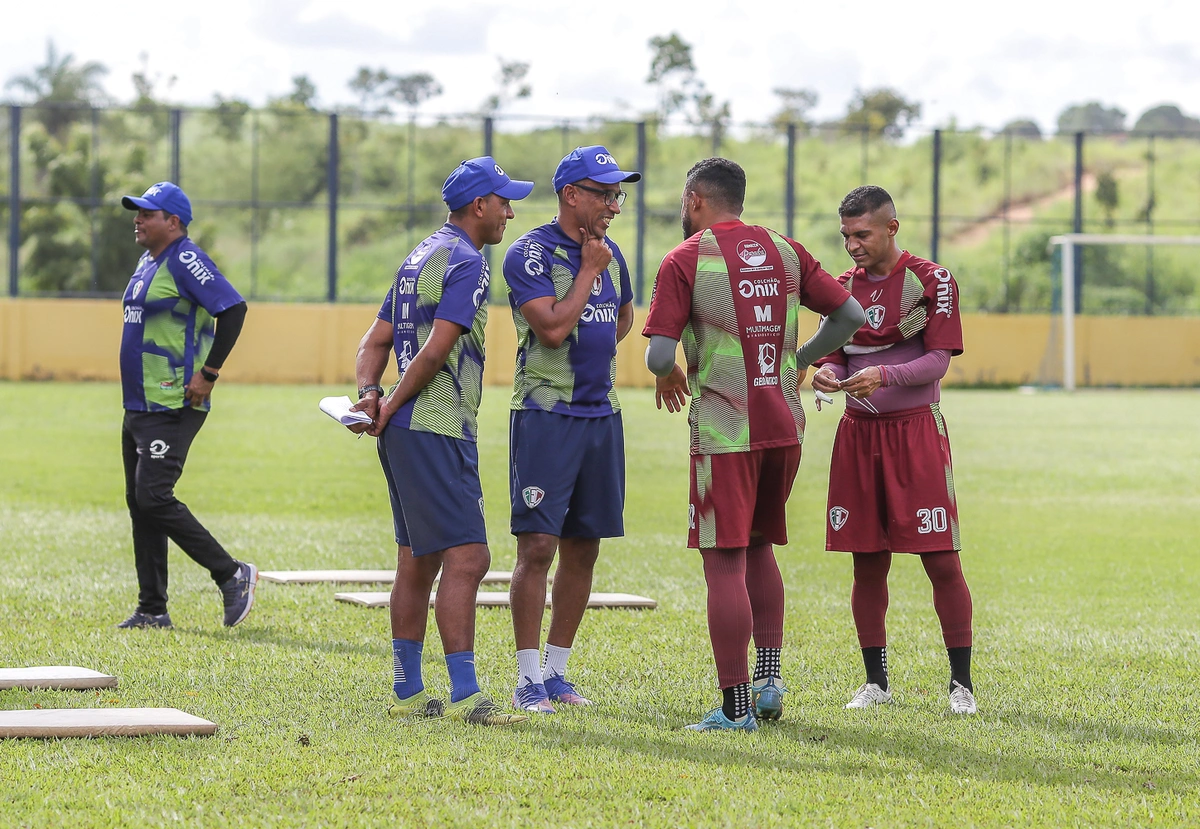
top-left (1049, 233), bottom-right (1200, 391)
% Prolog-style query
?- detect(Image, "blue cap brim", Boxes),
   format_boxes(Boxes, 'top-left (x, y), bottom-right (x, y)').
top-left (495, 179), bottom-right (535, 201)
top-left (590, 170), bottom-right (642, 185)
top-left (122, 195), bottom-right (158, 211)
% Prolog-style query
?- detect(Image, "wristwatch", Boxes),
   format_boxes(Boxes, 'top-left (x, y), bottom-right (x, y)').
top-left (358, 383), bottom-right (385, 399)
top-left (199, 367), bottom-right (220, 382)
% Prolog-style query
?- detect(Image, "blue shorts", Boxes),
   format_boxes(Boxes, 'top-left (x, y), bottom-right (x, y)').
top-left (378, 425), bottom-right (487, 557)
top-left (509, 410), bottom-right (625, 539)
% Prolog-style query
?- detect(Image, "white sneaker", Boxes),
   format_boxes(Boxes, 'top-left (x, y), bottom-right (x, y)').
top-left (845, 682), bottom-right (893, 709)
top-left (949, 680), bottom-right (977, 715)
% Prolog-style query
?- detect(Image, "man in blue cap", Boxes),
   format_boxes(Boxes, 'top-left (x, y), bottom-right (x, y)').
top-left (116, 181), bottom-right (256, 629)
top-left (502, 145), bottom-right (641, 713)
top-left (351, 157), bottom-right (534, 725)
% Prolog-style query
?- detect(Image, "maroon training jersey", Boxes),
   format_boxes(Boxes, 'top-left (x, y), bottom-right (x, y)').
top-left (643, 220), bottom-right (850, 455)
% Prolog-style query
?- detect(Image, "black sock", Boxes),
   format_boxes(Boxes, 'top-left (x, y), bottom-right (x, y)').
top-left (948, 646), bottom-right (972, 692)
top-left (753, 647), bottom-right (781, 681)
top-left (861, 646), bottom-right (888, 690)
top-left (721, 683), bottom-right (751, 720)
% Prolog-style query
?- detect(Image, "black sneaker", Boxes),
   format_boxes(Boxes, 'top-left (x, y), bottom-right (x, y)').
top-left (117, 610), bottom-right (174, 629)
top-left (218, 561), bottom-right (258, 627)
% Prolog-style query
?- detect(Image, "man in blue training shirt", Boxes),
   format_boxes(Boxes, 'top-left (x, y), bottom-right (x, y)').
top-left (351, 157), bottom-right (534, 725)
top-left (117, 182), bottom-right (257, 629)
top-left (502, 146), bottom-right (640, 713)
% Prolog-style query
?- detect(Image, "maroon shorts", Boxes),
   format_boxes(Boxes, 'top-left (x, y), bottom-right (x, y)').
top-left (826, 404), bottom-right (960, 554)
top-left (689, 445), bottom-right (802, 549)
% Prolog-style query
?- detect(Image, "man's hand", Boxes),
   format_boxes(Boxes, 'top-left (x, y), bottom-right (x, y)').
top-left (655, 364), bottom-right (690, 413)
top-left (579, 227), bottom-right (612, 277)
top-left (184, 373), bottom-right (215, 407)
top-left (367, 393), bottom-right (400, 438)
top-left (811, 366), bottom-right (841, 395)
top-left (839, 366), bottom-right (883, 399)
top-left (349, 393), bottom-right (380, 435)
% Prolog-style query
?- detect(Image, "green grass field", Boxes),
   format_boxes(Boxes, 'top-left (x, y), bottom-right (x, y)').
top-left (1, 383), bottom-right (1197, 827)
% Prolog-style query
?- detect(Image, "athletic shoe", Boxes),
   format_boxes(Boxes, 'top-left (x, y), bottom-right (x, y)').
top-left (544, 674), bottom-right (593, 706)
top-left (683, 708), bottom-right (758, 732)
top-left (513, 679), bottom-right (556, 714)
top-left (116, 610), bottom-right (173, 629)
top-left (949, 680), bottom-right (977, 715)
top-left (845, 682), bottom-right (893, 709)
top-left (388, 689), bottom-right (445, 719)
top-left (752, 677), bottom-right (787, 721)
top-left (219, 561), bottom-right (258, 627)
top-left (446, 693), bottom-right (528, 726)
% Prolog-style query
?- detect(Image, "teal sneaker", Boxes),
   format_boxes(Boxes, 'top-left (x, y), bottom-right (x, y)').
top-left (388, 688), bottom-right (444, 718)
top-left (683, 708), bottom-right (758, 732)
top-left (752, 677), bottom-right (787, 721)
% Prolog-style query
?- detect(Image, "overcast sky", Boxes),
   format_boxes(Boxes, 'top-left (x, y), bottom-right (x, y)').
top-left (3, 0), bottom-right (1197, 133)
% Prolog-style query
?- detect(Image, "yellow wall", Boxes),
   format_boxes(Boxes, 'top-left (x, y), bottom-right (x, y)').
top-left (2, 298), bottom-right (1199, 387)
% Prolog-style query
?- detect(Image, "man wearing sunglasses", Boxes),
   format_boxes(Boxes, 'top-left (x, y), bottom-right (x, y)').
top-left (502, 145), bottom-right (641, 714)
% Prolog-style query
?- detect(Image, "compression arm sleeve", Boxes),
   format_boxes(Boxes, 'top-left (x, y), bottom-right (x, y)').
top-left (879, 348), bottom-right (951, 387)
top-left (796, 297), bottom-right (866, 369)
top-left (205, 301), bottom-right (247, 370)
top-left (645, 335), bottom-right (679, 377)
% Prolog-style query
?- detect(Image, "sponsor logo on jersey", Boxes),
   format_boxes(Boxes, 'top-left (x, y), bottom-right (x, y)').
top-left (471, 262), bottom-right (492, 308)
top-left (738, 278), bottom-right (779, 298)
top-left (580, 301), bottom-right (617, 323)
top-left (396, 276), bottom-right (417, 294)
top-left (124, 306), bottom-right (143, 324)
top-left (865, 305), bottom-right (886, 329)
top-left (688, 503), bottom-right (696, 529)
top-left (401, 303), bottom-right (410, 320)
top-left (933, 268), bottom-right (954, 317)
top-left (829, 506), bottom-right (849, 531)
top-left (736, 240), bottom-right (768, 268)
top-left (523, 243), bottom-right (546, 277)
top-left (753, 343), bottom-right (780, 386)
top-left (523, 486), bottom-right (545, 508)
top-left (158, 380), bottom-right (173, 390)
top-left (177, 250), bottom-right (215, 285)
top-left (131, 279), bottom-right (145, 299)
top-left (149, 439), bottom-right (170, 460)
top-left (754, 304), bottom-right (772, 322)
top-left (870, 288), bottom-right (884, 302)
top-left (397, 341), bottom-right (415, 373)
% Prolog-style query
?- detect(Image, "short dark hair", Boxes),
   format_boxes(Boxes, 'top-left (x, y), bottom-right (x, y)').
top-left (839, 185), bottom-right (894, 219)
top-left (684, 157), bottom-right (745, 213)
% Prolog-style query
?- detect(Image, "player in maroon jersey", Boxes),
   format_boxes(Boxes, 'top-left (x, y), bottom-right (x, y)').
top-left (812, 185), bottom-right (977, 715)
top-left (644, 158), bottom-right (864, 731)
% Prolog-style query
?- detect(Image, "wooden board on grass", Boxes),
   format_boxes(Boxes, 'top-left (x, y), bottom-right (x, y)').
top-left (334, 591), bottom-right (656, 609)
top-left (260, 569), bottom-right (515, 585)
top-left (0, 666), bottom-right (118, 691)
top-left (0, 708), bottom-right (217, 739)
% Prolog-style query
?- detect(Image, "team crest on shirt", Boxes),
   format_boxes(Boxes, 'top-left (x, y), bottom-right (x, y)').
top-left (522, 487), bottom-right (545, 509)
top-left (688, 503), bottom-right (696, 529)
top-left (736, 240), bottom-right (768, 268)
top-left (829, 506), bottom-right (849, 531)
top-left (591, 274), bottom-right (604, 295)
top-left (131, 280), bottom-right (145, 299)
top-left (865, 305), bottom-right (886, 330)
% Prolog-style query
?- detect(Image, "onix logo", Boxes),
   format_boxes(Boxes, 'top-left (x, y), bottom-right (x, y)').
top-left (471, 263), bottom-right (492, 307)
top-left (829, 506), bottom-right (849, 531)
top-left (758, 343), bottom-right (777, 376)
top-left (736, 240), bottom-right (768, 267)
top-left (494, 164), bottom-right (506, 176)
top-left (933, 268), bottom-right (955, 317)
top-left (738, 279), bottom-right (779, 298)
top-left (594, 152), bottom-right (616, 166)
top-left (177, 250), bottom-right (214, 285)
top-left (866, 305), bottom-right (886, 329)
top-left (396, 277), bottom-right (417, 294)
top-left (148, 440), bottom-right (170, 460)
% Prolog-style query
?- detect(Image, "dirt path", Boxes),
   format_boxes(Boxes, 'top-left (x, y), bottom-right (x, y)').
top-left (947, 173), bottom-right (1097, 246)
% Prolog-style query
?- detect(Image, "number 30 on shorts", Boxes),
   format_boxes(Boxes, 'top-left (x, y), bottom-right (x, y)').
top-left (916, 507), bottom-right (948, 534)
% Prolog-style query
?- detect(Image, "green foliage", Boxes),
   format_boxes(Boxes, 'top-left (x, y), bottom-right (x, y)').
top-left (1001, 118), bottom-right (1042, 139)
top-left (0, 385), bottom-right (1198, 827)
top-left (1132, 104), bottom-right (1200, 135)
top-left (840, 88), bottom-right (922, 139)
top-left (1057, 101), bottom-right (1126, 134)
top-left (1095, 171), bottom-right (1119, 226)
top-left (4, 40), bottom-right (108, 139)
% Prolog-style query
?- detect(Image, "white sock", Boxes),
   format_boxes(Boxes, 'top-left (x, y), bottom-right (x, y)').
top-left (542, 643), bottom-right (571, 681)
top-left (516, 649), bottom-right (541, 688)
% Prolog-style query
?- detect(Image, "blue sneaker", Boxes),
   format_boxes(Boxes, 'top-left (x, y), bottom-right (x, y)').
top-left (544, 674), bottom-right (593, 706)
top-left (116, 610), bottom-right (173, 629)
top-left (753, 677), bottom-right (787, 721)
top-left (219, 561), bottom-right (258, 627)
top-left (513, 679), bottom-right (556, 714)
top-left (684, 708), bottom-right (758, 732)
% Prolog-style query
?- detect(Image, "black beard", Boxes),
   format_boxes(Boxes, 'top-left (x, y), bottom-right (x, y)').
top-left (681, 215), bottom-right (693, 239)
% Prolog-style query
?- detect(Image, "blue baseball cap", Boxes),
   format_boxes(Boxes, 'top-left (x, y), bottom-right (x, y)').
top-left (121, 182), bottom-right (193, 226)
top-left (553, 145), bottom-right (642, 193)
top-left (441, 157), bottom-right (534, 211)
